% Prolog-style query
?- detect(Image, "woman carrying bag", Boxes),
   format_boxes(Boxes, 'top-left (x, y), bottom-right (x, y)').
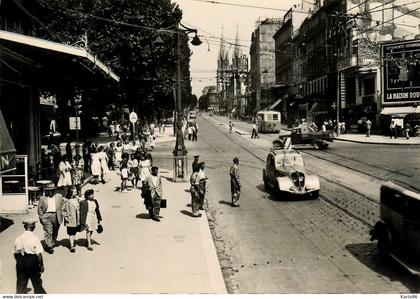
top-left (80, 189), bottom-right (102, 251)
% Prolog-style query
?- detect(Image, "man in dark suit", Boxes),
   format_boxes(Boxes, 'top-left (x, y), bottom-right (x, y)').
top-left (37, 185), bottom-right (63, 254)
top-left (143, 166), bottom-right (162, 222)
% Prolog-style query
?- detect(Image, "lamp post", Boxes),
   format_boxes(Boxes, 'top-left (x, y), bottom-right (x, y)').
top-left (156, 22), bottom-right (202, 181)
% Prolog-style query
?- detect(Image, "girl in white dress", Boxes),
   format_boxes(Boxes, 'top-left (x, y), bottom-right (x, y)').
top-left (98, 146), bottom-right (109, 183)
top-left (57, 155), bottom-right (72, 197)
top-left (90, 148), bottom-right (101, 184)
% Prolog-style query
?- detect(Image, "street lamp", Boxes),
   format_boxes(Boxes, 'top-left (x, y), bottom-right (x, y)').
top-left (155, 22), bottom-right (202, 182)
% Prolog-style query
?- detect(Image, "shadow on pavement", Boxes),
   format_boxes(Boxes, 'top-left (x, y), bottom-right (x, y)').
top-left (0, 216), bottom-right (14, 233)
top-left (186, 204), bottom-right (192, 208)
top-left (219, 200), bottom-right (232, 206)
top-left (56, 238), bottom-right (70, 249)
top-left (136, 213), bottom-right (151, 220)
top-left (256, 183), bottom-right (267, 193)
top-left (345, 243), bottom-right (420, 292)
top-left (181, 210), bottom-right (202, 218)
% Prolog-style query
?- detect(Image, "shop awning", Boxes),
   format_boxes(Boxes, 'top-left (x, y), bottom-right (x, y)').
top-left (309, 102), bottom-right (330, 115)
top-left (380, 106), bottom-right (420, 117)
top-left (0, 109), bottom-right (16, 174)
top-left (0, 30), bottom-right (119, 83)
top-left (267, 99), bottom-right (282, 110)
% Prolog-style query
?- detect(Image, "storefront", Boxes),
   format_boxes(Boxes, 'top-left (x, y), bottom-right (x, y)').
top-left (1, 30), bottom-right (119, 213)
top-left (0, 109), bottom-right (29, 214)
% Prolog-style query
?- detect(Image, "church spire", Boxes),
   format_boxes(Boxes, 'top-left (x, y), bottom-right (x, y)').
top-left (234, 24), bottom-right (241, 59)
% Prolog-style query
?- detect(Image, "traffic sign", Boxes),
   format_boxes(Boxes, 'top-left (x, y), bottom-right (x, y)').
top-left (69, 117), bottom-right (81, 130)
top-left (129, 112), bottom-right (138, 123)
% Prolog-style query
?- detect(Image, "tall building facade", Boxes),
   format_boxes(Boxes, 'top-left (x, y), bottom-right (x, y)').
top-left (274, 0), bottom-right (420, 130)
top-left (249, 18), bottom-right (282, 113)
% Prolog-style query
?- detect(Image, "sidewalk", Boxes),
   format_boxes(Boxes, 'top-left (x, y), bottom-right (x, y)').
top-left (0, 126), bottom-right (226, 294)
top-left (57, 125), bottom-right (176, 152)
top-left (334, 133), bottom-right (420, 145)
top-left (208, 115), bottom-right (420, 145)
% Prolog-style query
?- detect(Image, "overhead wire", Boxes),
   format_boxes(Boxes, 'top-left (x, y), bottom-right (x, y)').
top-left (182, 0), bottom-right (313, 14)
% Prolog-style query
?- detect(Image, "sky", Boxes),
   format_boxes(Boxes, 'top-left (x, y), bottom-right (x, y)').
top-left (174, 0), bottom-right (299, 97)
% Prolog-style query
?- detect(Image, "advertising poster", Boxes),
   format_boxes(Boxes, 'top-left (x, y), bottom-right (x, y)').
top-left (382, 39), bottom-right (420, 104)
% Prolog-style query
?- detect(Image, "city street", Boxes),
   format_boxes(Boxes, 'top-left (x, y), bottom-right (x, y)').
top-left (188, 115), bottom-right (420, 293)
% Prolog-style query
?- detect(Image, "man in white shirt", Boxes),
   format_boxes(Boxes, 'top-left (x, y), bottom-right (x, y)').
top-left (14, 220), bottom-right (46, 294)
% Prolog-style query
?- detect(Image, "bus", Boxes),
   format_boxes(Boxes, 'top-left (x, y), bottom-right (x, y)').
top-left (256, 110), bottom-right (281, 133)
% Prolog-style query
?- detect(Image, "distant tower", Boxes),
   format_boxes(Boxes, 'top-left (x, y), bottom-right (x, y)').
top-left (217, 25), bottom-right (230, 112)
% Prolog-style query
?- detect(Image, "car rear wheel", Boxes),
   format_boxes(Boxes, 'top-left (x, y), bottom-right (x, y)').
top-left (313, 141), bottom-right (321, 150)
top-left (263, 172), bottom-right (271, 192)
top-left (377, 230), bottom-right (391, 257)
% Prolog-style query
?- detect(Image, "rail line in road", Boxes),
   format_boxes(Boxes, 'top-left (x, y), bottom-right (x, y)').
top-left (204, 116), bottom-right (378, 230)
top-left (203, 116), bottom-right (388, 228)
top-left (212, 116), bottom-right (416, 189)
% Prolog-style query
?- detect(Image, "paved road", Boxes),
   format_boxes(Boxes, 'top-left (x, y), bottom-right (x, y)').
top-left (189, 115), bottom-right (420, 293)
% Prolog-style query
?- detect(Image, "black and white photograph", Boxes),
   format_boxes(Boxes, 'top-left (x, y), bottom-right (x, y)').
top-left (1, 0), bottom-right (420, 296)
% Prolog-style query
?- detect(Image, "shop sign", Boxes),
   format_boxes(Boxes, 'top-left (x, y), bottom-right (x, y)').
top-left (382, 40), bottom-right (420, 104)
top-left (0, 152), bottom-right (16, 174)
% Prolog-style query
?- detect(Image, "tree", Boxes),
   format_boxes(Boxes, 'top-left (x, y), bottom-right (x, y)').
top-left (198, 94), bottom-right (209, 111)
top-left (38, 0), bottom-right (193, 117)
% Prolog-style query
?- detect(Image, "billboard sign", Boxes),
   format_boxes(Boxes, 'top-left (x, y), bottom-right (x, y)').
top-left (382, 39), bottom-right (420, 104)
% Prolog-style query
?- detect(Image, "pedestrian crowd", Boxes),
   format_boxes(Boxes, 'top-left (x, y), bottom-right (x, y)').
top-left (14, 186), bottom-right (103, 293)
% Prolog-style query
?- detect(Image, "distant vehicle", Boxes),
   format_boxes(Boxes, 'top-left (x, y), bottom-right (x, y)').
top-left (279, 122), bottom-right (334, 150)
top-left (208, 107), bottom-right (214, 116)
top-left (370, 182), bottom-right (420, 277)
top-left (256, 110), bottom-right (281, 133)
top-left (262, 141), bottom-right (320, 199)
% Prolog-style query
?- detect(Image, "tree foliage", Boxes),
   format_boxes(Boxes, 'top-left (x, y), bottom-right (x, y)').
top-left (38, 0), bottom-right (193, 112)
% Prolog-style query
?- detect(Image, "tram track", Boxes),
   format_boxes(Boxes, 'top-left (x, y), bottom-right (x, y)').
top-left (203, 117), bottom-right (380, 229)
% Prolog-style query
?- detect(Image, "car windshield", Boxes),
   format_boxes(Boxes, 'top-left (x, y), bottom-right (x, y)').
top-left (276, 154), bottom-right (304, 167)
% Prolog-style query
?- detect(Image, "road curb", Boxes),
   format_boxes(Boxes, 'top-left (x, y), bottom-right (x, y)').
top-left (334, 138), bottom-right (420, 145)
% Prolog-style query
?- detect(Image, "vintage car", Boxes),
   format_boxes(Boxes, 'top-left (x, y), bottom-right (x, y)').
top-left (279, 123), bottom-right (334, 149)
top-left (369, 182), bottom-right (420, 277)
top-left (262, 142), bottom-right (320, 199)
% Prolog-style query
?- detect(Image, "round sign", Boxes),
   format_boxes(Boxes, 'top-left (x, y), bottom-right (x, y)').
top-left (129, 112), bottom-right (138, 123)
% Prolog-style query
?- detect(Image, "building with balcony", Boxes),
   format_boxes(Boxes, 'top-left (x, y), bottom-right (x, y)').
top-left (249, 18), bottom-right (282, 113)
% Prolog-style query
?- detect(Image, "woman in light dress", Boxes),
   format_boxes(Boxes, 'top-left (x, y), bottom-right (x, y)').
top-left (90, 147), bottom-right (101, 184)
top-left (80, 189), bottom-right (102, 251)
top-left (57, 155), bottom-right (72, 197)
top-left (114, 142), bottom-right (123, 166)
top-left (97, 146), bottom-right (109, 183)
top-left (61, 187), bottom-right (81, 252)
top-left (138, 155), bottom-right (151, 187)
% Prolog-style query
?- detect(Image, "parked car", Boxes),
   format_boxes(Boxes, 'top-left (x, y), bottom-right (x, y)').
top-left (370, 181), bottom-right (420, 277)
top-left (279, 123), bottom-right (334, 149)
top-left (262, 142), bottom-right (320, 199)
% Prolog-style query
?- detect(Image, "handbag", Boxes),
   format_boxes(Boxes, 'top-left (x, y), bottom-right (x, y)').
top-left (160, 199), bottom-right (167, 208)
top-left (96, 224), bottom-right (103, 234)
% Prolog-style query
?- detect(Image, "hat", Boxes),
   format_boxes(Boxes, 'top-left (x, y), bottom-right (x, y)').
top-left (45, 184), bottom-right (56, 191)
top-left (75, 144), bottom-right (81, 148)
top-left (151, 166), bottom-right (159, 172)
top-left (233, 157), bottom-right (239, 164)
top-left (194, 155), bottom-right (200, 158)
top-left (22, 219), bottom-right (37, 226)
